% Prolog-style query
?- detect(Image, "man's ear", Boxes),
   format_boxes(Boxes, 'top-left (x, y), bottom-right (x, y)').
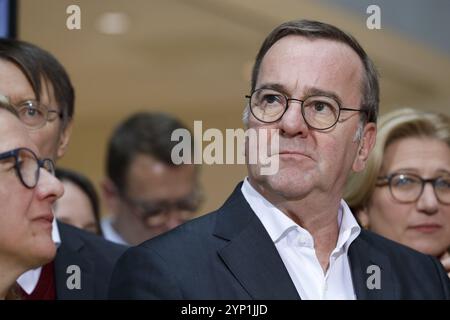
top-left (352, 122), bottom-right (377, 172)
top-left (356, 207), bottom-right (370, 229)
top-left (56, 120), bottom-right (73, 159)
top-left (101, 178), bottom-right (122, 215)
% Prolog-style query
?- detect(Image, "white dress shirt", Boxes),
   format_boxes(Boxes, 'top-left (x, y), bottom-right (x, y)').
top-left (101, 216), bottom-right (129, 246)
top-left (16, 218), bottom-right (61, 294)
top-left (241, 178), bottom-right (361, 300)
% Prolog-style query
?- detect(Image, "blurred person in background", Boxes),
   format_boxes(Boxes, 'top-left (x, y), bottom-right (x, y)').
top-left (101, 112), bottom-right (202, 246)
top-left (55, 168), bottom-right (102, 236)
top-left (0, 38), bottom-right (126, 299)
top-left (345, 108), bottom-right (450, 276)
top-left (0, 100), bottom-right (63, 299)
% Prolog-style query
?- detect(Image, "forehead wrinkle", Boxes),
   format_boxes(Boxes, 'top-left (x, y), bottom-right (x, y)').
top-left (260, 37), bottom-right (364, 105)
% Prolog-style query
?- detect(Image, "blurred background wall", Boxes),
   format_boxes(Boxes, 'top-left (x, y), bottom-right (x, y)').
top-left (16, 0), bottom-right (450, 216)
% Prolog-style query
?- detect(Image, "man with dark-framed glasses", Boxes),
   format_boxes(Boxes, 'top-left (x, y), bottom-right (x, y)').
top-left (101, 112), bottom-right (202, 246)
top-left (110, 20), bottom-right (450, 299)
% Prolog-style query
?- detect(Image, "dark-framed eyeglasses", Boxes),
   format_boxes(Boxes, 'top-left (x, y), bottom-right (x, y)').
top-left (376, 172), bottom-right (450, 205)
top-left (0, 147), bottom-right (55, 188)
top-left (14, 100), bottom-right (63, 130)
top-left (121, 189), bottom-right (204, 228)
top-left (245, 88), bottom-right (366, 130)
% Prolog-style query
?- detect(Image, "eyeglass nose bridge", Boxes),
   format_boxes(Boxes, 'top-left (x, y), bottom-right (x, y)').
top-left (282, 97), bottom-right (306, 120)
top-left (285, 97), bottom-right (305, 107)
top-left (418, 179), bottom-right (440, 200)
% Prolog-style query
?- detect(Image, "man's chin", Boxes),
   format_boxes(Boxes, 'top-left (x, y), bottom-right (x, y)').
top-left (259, 172), bottom-right (316, 201)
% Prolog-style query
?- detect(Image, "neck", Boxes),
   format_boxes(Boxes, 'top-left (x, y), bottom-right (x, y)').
top-left (0, 258), bottom-right (25, 300)
top-left (248, 178), bottom-right (342, 271)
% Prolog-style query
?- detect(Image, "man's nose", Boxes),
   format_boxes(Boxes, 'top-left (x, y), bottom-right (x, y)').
top-left (279, 100), bottom-right (309, 137)
top-left (416, 183), bottom-right (439, 215)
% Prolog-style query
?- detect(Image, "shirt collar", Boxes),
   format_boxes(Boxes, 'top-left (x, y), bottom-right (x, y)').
top-left (241, 178), bottom-right (297, 243)
top-left (52, 217), bottom-right (61, 247)
top-left (241, 178), bottom-right (360, 251)
top-left (100, 216), bottom-right (129, 246)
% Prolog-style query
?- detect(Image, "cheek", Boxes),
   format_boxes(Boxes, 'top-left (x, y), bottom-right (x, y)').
top-left (28, 127), bottom-right (60, 157)
top-left (246, 125), bottom-right (278, 166)
top-left (442, 206), bottom-right (450, 228)
top-left (0, 200), bottom-right (32, 251)
top-left (315, 136), bottom-right (349, 172)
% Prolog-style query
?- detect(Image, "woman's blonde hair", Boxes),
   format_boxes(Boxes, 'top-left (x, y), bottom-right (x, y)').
top-left (344, 108), bottom-right (450, 212)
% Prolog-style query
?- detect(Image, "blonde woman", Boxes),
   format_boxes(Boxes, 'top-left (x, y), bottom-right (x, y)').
top-left (345, 108), bottom-right (450, 275)
top-left (0, 99), bottom-right (63, 299)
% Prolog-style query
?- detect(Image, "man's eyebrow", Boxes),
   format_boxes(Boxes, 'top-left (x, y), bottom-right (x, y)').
top-left (10, 97), bottom-right (38, 105)
top-left (256, 83), bottom-right (289, 95)
top-left (255, 84), bottom-right (343, 104)
top-left (303, 87), bottom-right (343, 105)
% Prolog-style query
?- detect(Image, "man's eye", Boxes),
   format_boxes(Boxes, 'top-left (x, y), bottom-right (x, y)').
top-left (19, 104), bottom-right (43, 119)
top-left (262, 94), bottom-right (282, 105)
top-left (313, 102), bottom-right (327, 112)
top-left (142, 207), bottom-right (164, 217)
top-left (25, 107), bottom-right (38, 117)
top-left (309, 101), bottom-right (334, 113)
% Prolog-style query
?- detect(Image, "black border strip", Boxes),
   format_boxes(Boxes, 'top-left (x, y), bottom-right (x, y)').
top-left (8, 0), bottom-right (18, 38)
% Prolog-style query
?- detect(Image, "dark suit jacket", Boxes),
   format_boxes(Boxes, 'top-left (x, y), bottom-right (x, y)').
top-left (55, 222), bottom-right (127, 299)
top-left (109, 183), bottom-right (450, 299)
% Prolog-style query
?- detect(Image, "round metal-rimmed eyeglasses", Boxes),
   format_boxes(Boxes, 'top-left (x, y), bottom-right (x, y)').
top-left (246, 88), bottom-right (367, 130)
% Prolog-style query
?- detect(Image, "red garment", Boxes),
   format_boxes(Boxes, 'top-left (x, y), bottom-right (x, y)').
top-left (19, 262), bottom-right (56, 300)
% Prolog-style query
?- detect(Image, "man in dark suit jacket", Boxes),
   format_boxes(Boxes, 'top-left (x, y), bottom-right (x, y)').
top-left (0, 38), bottom-right (126, 299)
top-left (110, 183), bottom-right (450, 299)
top-left (55, 222), bottom-right (126, 299)
top-left (109, 19), bottom-right (450, 299)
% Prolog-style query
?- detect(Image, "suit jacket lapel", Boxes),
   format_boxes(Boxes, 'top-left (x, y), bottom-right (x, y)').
top-left (348, 231), bottom-right (398, 300)
top-left (214, 183), bottom-right (300, 300)
top-left (54, 223), bottom-right (95, 299)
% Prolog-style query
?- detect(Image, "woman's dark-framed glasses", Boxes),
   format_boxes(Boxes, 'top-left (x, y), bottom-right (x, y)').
top-left (0, 147), bottom-right (55, 188)
top-left (377, 172), bottom-right (450, 205)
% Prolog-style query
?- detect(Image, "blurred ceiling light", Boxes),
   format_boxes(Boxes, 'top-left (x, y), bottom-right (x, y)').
top-left (96, 12), bottom-right (130, 35)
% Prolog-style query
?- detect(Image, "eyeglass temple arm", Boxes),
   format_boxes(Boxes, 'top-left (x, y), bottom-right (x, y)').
top-left (0, 150), bottom-right (16, 161)
top-left (375, 176), bottom-right (390, 186)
